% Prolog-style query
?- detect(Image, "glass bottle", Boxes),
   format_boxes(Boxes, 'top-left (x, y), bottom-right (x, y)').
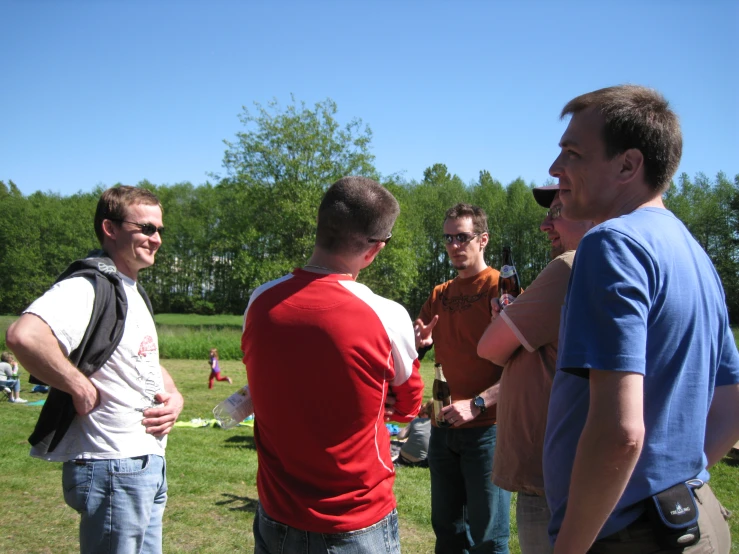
top-left (432, 363), bottom-right (451, 427)
top-left (498, 246), bottom-right (521, 308)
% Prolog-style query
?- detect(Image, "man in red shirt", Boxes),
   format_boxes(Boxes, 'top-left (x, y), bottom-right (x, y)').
top-left (242, 176), bottom-right (424, 554)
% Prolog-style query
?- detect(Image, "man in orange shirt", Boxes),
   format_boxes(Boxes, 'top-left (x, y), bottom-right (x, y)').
top-left (415, 203), bottom-right (510, 553)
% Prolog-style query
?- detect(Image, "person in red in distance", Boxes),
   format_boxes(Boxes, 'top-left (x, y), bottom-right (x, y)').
top-left (207, 348), bottom-right (232, 389)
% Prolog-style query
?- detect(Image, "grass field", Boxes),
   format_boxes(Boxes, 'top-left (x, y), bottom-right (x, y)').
top-left (0, 359), bottom-right (447, 553)
top-left (0, 315), bottom-right (738, 553)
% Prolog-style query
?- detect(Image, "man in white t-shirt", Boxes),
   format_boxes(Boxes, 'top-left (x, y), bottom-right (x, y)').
top-left (6, 185), bottom-right (183, 554)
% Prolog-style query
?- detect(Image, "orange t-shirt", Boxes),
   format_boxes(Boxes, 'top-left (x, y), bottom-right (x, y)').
top-left (419, 266), bottom-right (503, 427)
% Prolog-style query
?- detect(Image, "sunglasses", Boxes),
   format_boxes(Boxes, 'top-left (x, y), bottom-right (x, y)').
top-left (443, 232), bottom-right (479, 245)
top-left (547, 206), bottom-right (562, 221)
top-left (111, 219), bottom-right (165, 237)
top-left (367, 232), bottom-right (393, 245)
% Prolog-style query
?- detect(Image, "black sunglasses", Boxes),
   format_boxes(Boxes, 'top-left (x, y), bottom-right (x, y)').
top-left (111, 219), bottom-right (165, 237)
top-left (367, 232), bottom-right (393, 245)
top-left (443, 232), bottom-right (479, 245)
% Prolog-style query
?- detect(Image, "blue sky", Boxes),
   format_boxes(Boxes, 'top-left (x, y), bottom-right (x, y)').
top-left (2, 0), bottom-right (737, 197)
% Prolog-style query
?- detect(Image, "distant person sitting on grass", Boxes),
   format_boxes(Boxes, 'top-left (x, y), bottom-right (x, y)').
top-left (208, 348), bottom-right (232, 388)
top-left (394, 400), bottom-right (432, 467)
top-left (1, 351), bottom-right (27, 403)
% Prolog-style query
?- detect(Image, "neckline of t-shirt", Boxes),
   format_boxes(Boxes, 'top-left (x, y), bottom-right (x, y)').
top-left (455, 266), bottom-right (493, 285)
top-left (120, 273), bottom-right (137, 287)
top-left (294, 267), bottom-right (354, 280)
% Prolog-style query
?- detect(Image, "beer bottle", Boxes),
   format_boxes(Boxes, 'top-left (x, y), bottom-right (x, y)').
top-left (432, 363), bottom-right (452, 427)
top-left (498, 246), bottom-right (521, 308)
top-left (213, 385), bottom-right (254, 429)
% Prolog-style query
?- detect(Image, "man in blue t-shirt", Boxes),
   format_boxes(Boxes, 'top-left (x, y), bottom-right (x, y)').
top-left (543, 85), bottom-right (739, 554)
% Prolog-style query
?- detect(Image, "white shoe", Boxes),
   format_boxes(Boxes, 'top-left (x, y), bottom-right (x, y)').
top-left (2, 387), bottom-right (10, 395)
top-left (13, 398), bottom-right (27, 404)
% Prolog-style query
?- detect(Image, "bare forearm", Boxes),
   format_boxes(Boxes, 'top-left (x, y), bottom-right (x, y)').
top-left (160, 365), bottom-right (180, 395)
top-left (705, 384), bottom-right (739, 467)
top-left (6, 314), bottom-right (93, 396)
top-left (554, 421), bottom-right (643, 552)
top-left (555, 371), bottom-right (645, 553)
top-left (480, 382), bottom-right (500, 409)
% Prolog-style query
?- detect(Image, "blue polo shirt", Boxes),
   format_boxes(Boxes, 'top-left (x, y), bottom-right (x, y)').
top-left (544, 208), bottom-right (739, 541)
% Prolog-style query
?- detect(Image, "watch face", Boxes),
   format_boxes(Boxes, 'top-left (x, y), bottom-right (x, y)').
top-left (474, 397), bottom-right (484, 409)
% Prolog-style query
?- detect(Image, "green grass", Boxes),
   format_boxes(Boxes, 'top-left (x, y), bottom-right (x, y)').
top-left (0, 359), bottom-right (441, 553)
top-left (154, 314), bottom-right (244, 328)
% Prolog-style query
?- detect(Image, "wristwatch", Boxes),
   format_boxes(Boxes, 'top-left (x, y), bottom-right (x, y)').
top-left (473, 396), bottom-right (486, 413)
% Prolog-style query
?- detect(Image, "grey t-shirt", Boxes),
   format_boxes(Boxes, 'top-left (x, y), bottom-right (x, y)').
top-left (0, 362), bottom-right (14, 381)
top-left (400, 417), bottom-right (431, 461)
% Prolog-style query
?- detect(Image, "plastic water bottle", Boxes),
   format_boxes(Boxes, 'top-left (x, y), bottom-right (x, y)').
top-left (213, 385), bottom-right (254, 429)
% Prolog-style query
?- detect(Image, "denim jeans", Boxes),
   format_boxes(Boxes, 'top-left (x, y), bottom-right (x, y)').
top-left (428, 424), bottom-right (511, 553)
top-left (253, 503), bottom-right (401, 554)
top-left (0, 378), bottom-right (19, 394)
top-left (62, 454), bottom-right (168, 554)
top-left (516, 493), bottom-right (553, 554)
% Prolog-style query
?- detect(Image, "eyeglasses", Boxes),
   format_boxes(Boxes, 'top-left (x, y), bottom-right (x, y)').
top-left (547, 206), bottom-right (562, 221)
top-left (368, 232), bottom-right (392, 245)
top-left (443, 232), bottom-right (479, 245)
top-left (111, 219), bottom-right (165, 237)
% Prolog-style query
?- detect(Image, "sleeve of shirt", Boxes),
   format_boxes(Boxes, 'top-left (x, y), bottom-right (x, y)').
top-left (500, 254), bottom-right (573, 352)
top-left (386, 302), bottom-right (424, 422)
top-left (23, 277), bottom-right (95, 357)
top-left (559, 229), bottom-right (653, 375)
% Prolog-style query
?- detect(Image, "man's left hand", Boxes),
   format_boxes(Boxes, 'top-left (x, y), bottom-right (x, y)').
top-left (142, 390), bottom-right (184, 437)
top-left (440, 399), bottom-right (479, 427)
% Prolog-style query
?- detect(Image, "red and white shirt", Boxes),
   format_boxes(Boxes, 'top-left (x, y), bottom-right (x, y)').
top-left (242, 269), bottom-right (423, 533)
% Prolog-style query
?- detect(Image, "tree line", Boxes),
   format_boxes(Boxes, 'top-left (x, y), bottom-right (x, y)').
top-left (1, 98), bottom-right (738, 322)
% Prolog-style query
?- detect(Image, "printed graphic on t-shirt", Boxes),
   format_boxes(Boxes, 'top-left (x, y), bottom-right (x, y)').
top-left (134, 335), bottom-right (162, 411)
top-left (440, 292), bottom-right (485, 313)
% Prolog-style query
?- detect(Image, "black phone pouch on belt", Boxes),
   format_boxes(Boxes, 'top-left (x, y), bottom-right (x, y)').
top-left (646, 479), bottom-right (703, 548)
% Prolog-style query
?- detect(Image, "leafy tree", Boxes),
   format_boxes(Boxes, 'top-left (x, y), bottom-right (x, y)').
top-left (215, 97), bottom-right (378, 310)
top-left (665, 172), bottom-right (739, 320)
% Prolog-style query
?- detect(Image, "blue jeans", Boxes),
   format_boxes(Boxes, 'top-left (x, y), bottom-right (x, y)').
top-left (516, 493), bottom-right (553, 554)
top-left (428, 424), bottom-right (511, 553)
top-left (0, 378), bottom-right (19, 394)
top-left (62, 454), bottom-right (168, 554)
top-left (253, 503), bottom-right (401, 554)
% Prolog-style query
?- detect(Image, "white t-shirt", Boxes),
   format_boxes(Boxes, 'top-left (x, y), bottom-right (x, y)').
top-left (25, 274), bottom-right (166, 461)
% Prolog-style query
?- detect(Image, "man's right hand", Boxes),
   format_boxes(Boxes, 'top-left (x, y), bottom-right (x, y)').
top-left (413, 315), bottom-right (439, 350)
top-left (72, 380), bottom-right (100, 416)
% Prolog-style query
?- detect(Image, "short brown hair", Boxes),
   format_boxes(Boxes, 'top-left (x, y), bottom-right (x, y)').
top-left (444, 203), bottom-right (489, 235)
top-left (315, 176), bottom-right (400, 255)
top-left (0, 352), bottom-right (12, 363)
top-left (94, 186), bottom-right (162, 245)
top-left (561, 85), bottom-right (682, 193)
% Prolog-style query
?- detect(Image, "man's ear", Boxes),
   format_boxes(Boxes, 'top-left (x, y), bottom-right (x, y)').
top-left (362, 241), bottom-right (385, 267)
top-left (616, 148), bottom-right (644, 185)
top-left (479, 232), bottom-right (489, 251)
top-left (102, 219), bottom-right (118, 241)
